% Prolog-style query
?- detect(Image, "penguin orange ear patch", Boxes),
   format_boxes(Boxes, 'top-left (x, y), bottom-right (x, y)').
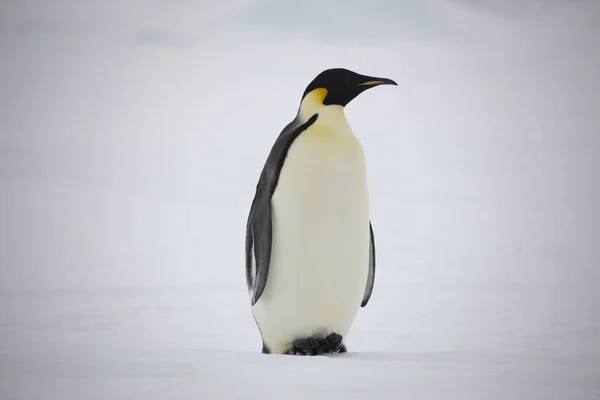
top-left (307, 88), bottom-right (328, 105)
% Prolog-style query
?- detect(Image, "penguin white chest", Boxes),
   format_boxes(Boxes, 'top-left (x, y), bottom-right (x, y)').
top-left (252, 108), bottom-right (371, 354)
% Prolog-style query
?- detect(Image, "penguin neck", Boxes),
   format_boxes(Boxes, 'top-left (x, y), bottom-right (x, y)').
top-left (297, 88), bottom-right (349, 129)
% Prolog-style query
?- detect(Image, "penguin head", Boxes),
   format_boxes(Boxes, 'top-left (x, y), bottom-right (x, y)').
top-left (300, 68), bottom-right (397, 108)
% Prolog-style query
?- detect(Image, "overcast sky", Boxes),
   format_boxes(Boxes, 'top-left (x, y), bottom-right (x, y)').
top-left (1, 0), bottom-right (597, 190)
top-left (0, 0), bottom-right (599, 290)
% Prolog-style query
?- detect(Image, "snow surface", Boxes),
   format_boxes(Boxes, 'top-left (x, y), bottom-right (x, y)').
top-left (1, 1), bottom-right (600, 399)
top-left (1, 281), bottom-right (599, 399)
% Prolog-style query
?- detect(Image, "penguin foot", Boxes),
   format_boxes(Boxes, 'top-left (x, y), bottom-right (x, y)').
top-left (284, 333), bottom-right (347, 356)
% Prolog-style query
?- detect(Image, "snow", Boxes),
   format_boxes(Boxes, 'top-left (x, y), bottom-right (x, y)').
top-left (1, 1), bottom-right (600, 399)
top-left (2, 281), bottom-right (599, 399)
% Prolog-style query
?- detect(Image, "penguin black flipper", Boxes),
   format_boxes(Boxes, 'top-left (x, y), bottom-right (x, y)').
top-left (361, 221), bottom-right (376, 307)
top-left (246, 113), bottom-right (319, 306)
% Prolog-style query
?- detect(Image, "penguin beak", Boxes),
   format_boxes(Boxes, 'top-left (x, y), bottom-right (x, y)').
top-left (358, 77), bottom-right (397, 87)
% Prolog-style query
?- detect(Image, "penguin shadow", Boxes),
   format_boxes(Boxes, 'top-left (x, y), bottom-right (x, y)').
top-left (323, 351), bottom-right (400, 361)
top-left (322, 351), bottom-right (452, 362)
top-left (258, 350), bottom-right (414, 362)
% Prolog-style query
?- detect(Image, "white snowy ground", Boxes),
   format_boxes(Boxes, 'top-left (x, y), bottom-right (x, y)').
top-left (7, 279), bottom-right (600, 399)
top-left (1, 274), bottom-right (600, 399)
top-left (1, 190), bottom-right (599, 399)
top-left (1, 1), bottom-right (600, 399)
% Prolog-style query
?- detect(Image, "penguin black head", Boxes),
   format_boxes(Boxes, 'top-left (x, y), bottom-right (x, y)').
top-left (301, 68), bottom-right (397, 108)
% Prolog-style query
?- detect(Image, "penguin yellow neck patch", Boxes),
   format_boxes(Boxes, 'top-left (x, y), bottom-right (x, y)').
top-left (305, 88), bottom-right (328, 106)
top-left (299, 88), bottom-right (329, 120)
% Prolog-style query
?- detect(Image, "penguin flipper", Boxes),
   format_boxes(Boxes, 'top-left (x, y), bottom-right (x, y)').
top-left (246, 113), bottom-right (319, 306)
top-left (246, 188), bottom-right (272, 306)
top-left (361, 221), bottom-right (376, 307)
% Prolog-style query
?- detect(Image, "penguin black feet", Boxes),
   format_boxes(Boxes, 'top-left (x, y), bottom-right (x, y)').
top-left (283, 333), bottom-right (347, 356)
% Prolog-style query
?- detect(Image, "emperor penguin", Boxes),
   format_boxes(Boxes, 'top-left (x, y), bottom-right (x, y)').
top-left (245, 68), bottom-right (396, 355)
